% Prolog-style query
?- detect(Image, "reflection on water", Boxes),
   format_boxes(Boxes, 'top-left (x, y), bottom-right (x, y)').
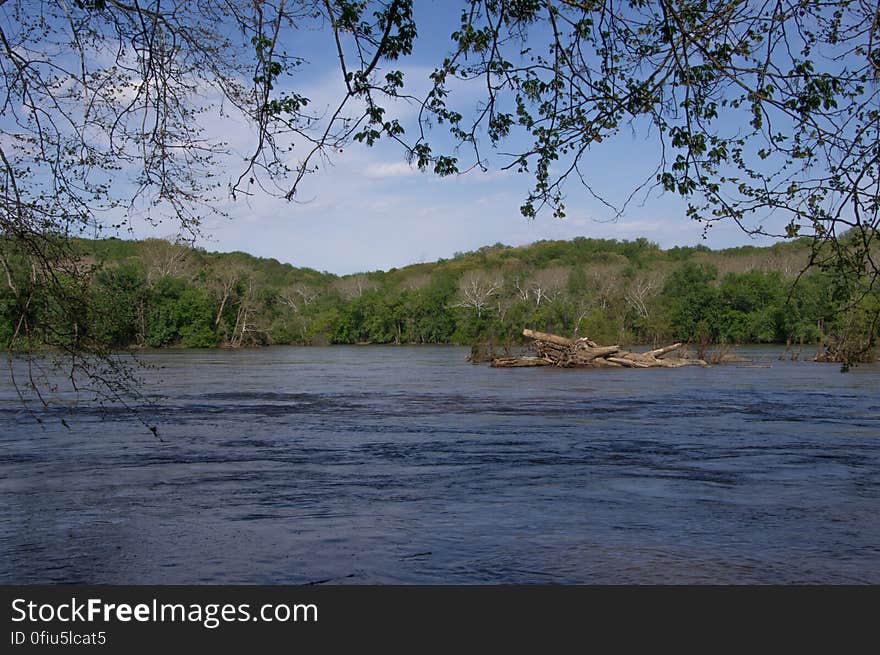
top-left (1, 346), bottom-right (878, 583)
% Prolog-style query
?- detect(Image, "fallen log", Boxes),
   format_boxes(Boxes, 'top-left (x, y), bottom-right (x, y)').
top-left (589, 357), bottom-right (623, 367)
top-left (621, 352), bottom-right (655, 363)
top-left (607, 356), bottom-right (651, 368)
top-left (646, 342), bottom-right (683, 358)
top-left (654, 356), bottom-right (708, 368)
top-left (488, 329), bottom-right (710, 370)
top-left (568, 348), bottom-right (621, 367)
top-left (490, 356), bottom-right (553, 368)
top-left (573, 344), bottom-right (620, 361)
top-left (522, 329), bottom-right (574, 348)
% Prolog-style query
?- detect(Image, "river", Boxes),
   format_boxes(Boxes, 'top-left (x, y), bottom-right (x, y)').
top-left (1, 346), bottom-right (878, 583)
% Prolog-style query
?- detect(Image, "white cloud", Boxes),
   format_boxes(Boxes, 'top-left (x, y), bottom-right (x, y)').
top-left (114, 64), bottom-right (788, 275)
top-left (363, 161), bottom-right (420, 178)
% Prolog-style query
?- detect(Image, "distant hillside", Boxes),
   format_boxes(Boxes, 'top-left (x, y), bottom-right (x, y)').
top-left (1, 235), bottom-right (875, 360)
top-left (74, 237), bottom-right (335, 289)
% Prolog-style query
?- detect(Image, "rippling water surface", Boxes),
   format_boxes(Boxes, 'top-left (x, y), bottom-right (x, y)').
top-left (1, 346), bottom-right (878, 583)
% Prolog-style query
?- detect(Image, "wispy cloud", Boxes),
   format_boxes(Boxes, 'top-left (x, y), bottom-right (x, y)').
top-left (364, 161), bottom-right (419, 178)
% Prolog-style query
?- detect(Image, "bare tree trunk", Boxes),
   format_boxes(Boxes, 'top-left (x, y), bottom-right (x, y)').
top-left (0, 252), bottom-right (17, 293)
top-left (215, 288), bottom-right (230, 327)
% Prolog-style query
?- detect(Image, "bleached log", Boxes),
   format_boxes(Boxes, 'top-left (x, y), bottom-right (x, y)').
top-left (655, 358), bottom-right (690, 368)
top-left (621, 352), bottom-right (654, 363)
top-left (569, 345), bottom-right (621, 363)
top-left (491, 356), bottom-right (553, 368)
top-left (658, 357), bottom-right (708, 367)
top-left (590, 358), bottom-right (623, 367)
top-left (522, 329), bottom-right (574, 347)
top-left (646, 342), bottom-right (684, 358)
top-left (607, 356), bottom-right (652, 368)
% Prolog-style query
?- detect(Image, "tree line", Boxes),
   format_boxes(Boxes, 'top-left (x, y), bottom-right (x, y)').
top-left (3, 1), bottom-right (878, 391)
top-left (2, 235), bottom-right (876, 362)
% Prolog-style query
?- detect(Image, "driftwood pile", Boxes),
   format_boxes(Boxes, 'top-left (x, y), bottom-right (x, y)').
top-left (491, 329), bottom-right (708, 369)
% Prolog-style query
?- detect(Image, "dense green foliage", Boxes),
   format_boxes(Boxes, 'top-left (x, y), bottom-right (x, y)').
top-left (1, 236), bottom-right (876, 360)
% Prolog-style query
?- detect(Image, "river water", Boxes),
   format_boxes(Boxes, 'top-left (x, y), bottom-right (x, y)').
top-left (1, 346), bottom-right (878, 583)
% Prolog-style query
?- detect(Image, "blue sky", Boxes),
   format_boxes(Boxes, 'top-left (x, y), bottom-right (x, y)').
top-left (125, 1), bottom-right (784, 274)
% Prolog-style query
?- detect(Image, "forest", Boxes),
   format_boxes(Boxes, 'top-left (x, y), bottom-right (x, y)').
top-left (0, 234), bottom-right (877, 362)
